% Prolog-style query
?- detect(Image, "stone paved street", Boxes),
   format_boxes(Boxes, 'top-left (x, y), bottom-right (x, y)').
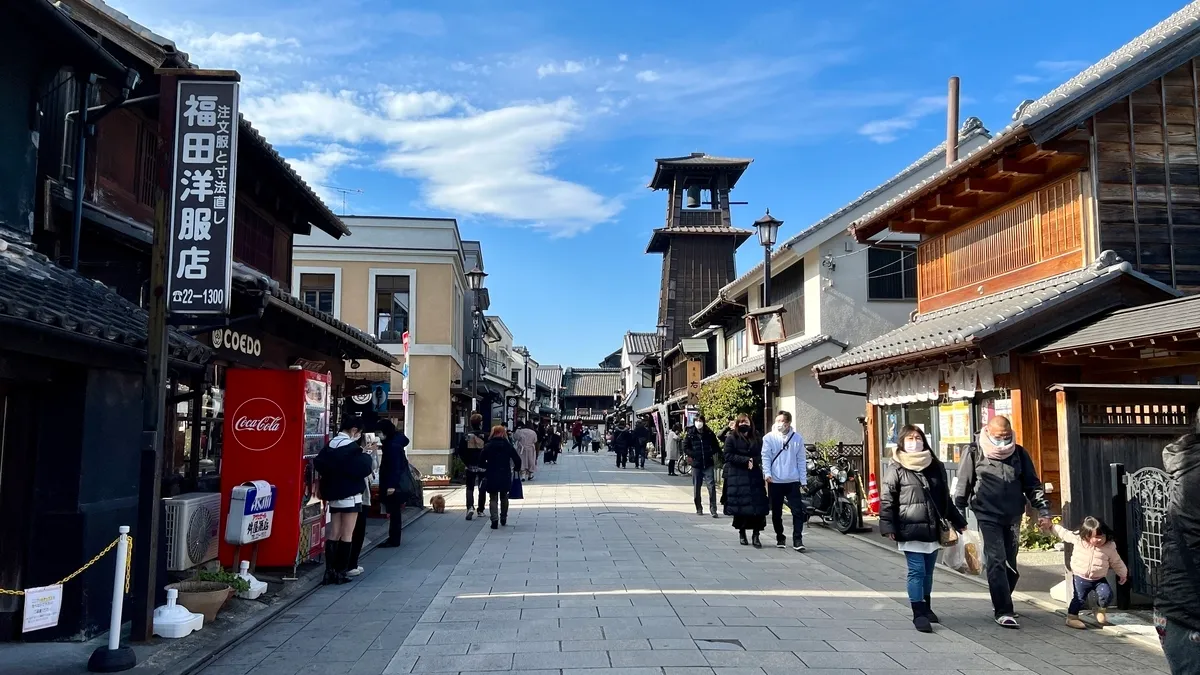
top-left (198, 452), bottom-right (1168, 675)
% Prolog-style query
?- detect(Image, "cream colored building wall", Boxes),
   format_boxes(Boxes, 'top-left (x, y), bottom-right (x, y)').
top-left (320, 260), bottom-right (455, 347)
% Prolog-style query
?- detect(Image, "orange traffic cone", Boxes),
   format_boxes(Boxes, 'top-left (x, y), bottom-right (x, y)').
top-left (867, 473), bottom-right (881, 515)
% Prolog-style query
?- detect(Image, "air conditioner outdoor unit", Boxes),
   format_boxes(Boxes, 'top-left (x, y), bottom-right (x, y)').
top-left (163, 492), bottom-right (221, 572)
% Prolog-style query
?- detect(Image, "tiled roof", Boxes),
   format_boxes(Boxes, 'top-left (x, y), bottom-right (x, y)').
top-left (563, 368), bottom-right (621, 398)
top-left (535, 365), bottom-right (564, 389)
top-left (231, 264), bottom-right (397, 365)
top-left (0, 235), bottom-right (210, 366)
top-left (646, 226), bottom-right (753, 254)
top-left (649, 153), bottom-right (754, 190)
top-left (624, 331), bottom-right (660, 355)
top-left (655, 153), bottom-right (753, 166)
top-left (813, 253), bottom-right (1176, 376)
top-left (690, 119), bottom-right (990, 323)
top-left (851, 2), bottom-right (1200, 239)
top-left (703, 335), bottom-right (837, 383)
top-left (1037, 294), bottom-right (1200, 353)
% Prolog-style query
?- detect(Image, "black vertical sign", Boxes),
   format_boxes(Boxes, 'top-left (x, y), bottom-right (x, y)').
top-left (166, 80), bottom-right (239, 315)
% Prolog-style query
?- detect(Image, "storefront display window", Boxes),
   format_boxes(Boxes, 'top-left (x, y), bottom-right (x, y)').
top-left (937, 400), bottom-right (972, 463)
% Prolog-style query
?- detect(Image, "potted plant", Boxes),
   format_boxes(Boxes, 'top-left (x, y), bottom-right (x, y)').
top-left (165, 570), bottom-right (247, 623)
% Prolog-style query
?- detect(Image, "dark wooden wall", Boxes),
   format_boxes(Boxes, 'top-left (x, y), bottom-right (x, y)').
top-left (659, 235), bottom-right (738, 347)
top-left (1094, 58), bottom-right (1200, 292)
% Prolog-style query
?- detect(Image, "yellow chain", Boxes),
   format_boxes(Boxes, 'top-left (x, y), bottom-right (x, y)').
top-left (0, 535), bottom-right (133, 597)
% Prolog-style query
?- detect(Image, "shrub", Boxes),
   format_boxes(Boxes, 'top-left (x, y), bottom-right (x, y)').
top-left (1018, 513), bottom-right (1062, 551)
top-left (697, 377), bottom-right (760, 429)
top-left (194, 568), bottom-right (251, 594)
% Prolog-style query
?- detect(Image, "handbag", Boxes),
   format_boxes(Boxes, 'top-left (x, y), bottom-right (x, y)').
top-left (395, 465), bottom-right (419, 505)
top-left (509, 475), bottom-right (524, 500)
top-left (915, 473), bottom-right (959, 547)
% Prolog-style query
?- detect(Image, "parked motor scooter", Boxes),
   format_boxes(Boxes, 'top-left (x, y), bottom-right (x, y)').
top-left (805, 457), bottom-right (858, 534)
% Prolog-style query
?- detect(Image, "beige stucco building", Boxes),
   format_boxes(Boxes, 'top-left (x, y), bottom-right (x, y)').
top-left (292, 216), bottom-right (467, 475)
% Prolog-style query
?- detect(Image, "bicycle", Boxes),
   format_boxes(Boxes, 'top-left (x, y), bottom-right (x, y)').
top-left (676, 454), bottom-right (692, 477)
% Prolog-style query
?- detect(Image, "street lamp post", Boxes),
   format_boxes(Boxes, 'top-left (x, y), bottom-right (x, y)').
top-left (465, 266), bottom-right (487, 412)
top-left (656, 322), bottom-right (667, 404)
top-left (754, 209), bottom-right (782, 429)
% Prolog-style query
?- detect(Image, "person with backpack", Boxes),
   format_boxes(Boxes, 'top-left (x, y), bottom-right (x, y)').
top-left (953, 415), bottom-right (1051, 629)
top-left (455, 413), bottom-right (488, 521)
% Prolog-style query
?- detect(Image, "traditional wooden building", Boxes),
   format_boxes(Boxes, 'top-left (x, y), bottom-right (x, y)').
top-left (561, 367), bottom-right (620, 433)
top-left (814, 3), bottom-right (1200, 512)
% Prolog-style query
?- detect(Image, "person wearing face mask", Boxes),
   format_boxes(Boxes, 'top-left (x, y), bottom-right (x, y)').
top-left (722, 414), bottom-right (770, 547)
top-left (315, 417), bottom-right (374, 584)
top-left (611, 420), bottom-right (633, 468)
top-left (761, 411), bottom-right (806, 551)
top-left (685, 414), bottom-right (721, 517)
top-left (880, 425), bottom-right (966, 633)
top-left (953, 415), bottom-right (1051, 629)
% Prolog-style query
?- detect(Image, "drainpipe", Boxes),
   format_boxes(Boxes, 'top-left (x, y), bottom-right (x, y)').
top-left (70, 73), bottom-right (96, 270)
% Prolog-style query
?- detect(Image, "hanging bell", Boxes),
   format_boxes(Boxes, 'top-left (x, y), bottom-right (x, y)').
top-left (686, 186), bottom-right (701, 209)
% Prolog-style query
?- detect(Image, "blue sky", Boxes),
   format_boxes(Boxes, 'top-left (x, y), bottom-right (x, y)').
top-left (114, 0), bottom-right (1184, 367)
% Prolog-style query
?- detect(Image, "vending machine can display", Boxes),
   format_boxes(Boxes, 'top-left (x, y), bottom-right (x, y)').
top-left (219, 368), bottom-right (331, 568)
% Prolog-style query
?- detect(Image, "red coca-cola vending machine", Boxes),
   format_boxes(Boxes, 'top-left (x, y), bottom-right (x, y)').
top-left (219, 367), bottom-right (331, 569)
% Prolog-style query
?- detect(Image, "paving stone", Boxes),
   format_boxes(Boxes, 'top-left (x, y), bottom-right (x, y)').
top-left (512, 650), bottom-right (611, 669)
top-left (610, 649), bottom-right (710, 667)
top-left (409, 653), bottom-right (514, 672)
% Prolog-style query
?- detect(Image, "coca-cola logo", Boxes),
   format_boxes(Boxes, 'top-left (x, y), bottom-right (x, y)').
top-left (231, 398), bottom-right (287, 452)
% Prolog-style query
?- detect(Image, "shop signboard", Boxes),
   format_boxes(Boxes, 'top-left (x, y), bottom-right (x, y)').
top-left (686, 359), bottom-right (702, 405)
top-left (225, 480), bottom-right (276, 545)
top-left (166, 79), bottom-right (240, 315)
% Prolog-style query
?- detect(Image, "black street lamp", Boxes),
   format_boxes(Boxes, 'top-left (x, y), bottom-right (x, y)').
top-left (465, 266), bottom-right (488, 411)
top-left (754, 209), bottom-right (783, 429)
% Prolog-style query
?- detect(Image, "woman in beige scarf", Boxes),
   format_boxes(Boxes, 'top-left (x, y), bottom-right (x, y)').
top-left (879, 425), bottom-right (966, 633)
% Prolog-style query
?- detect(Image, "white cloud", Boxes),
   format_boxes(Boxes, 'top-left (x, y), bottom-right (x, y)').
top-left (1013, 74), bottom-right (1042, 84)
top-left (168, 27), bottom-right (303, 67)
top-left (635, 70), bottom-right (660, 82)
top-left (285, 144), bottom-right (364, 204)
top-left (242, 89), bottom-right (620, 236)
top-left (537, 60), bottom-right (586, 78)
top-left (382, 91), bottom-right (458, 119)
top-left (618, 53), bottom-right (629, 62)
top-left (858, 95), bottom-right (948, 143)
top-left (1035, 59), bottom-right (1090, 74)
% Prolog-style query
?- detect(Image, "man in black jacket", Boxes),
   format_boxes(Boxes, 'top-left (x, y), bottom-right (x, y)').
top-left (953, 415), bottom-right (1050, 629)
top-left (611, 421), bottom-right (632, 468)
top-left (455, 413), bottom-right (488, 520)
top-left (686, 415), bottom-right (721, 517)
top-left (632, 419), bottom-right (652, 469)
top-left (376, 419), bottom-right (410, 548)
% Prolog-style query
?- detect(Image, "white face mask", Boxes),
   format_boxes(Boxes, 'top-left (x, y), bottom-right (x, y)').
top-left (990, 435), bottom-right (1014, 449)
top-left (903, 438), bottom-right (921, 453)
top-left (774, 421), bottom-right (790, 433)
top-left (694, 421), bottom-right (704, 430)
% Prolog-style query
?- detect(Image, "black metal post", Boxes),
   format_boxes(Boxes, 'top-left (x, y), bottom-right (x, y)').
top-left (762, 244), bottom-right (774, 429)
top-left (471, 310), bottom-right (481, 408)
top-left (1111, 463), bottom-right (1131, 610)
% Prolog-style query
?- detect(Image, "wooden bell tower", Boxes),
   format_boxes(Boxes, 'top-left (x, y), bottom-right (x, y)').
top-left (645, 153), bottom-right (753, 348)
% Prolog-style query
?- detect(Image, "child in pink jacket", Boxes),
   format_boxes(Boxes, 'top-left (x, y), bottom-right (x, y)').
top-left (1050, 516), bottom-right (1129, 629)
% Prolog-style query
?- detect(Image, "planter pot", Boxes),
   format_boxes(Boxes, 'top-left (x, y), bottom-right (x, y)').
top-left (165, 581), bottom-right (232, 623)
top-left (422, 478), bottom-right (449, 487)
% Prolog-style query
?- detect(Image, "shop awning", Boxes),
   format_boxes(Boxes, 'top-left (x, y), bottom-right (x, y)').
top-left (1037, 293), bottom-right (1200, 355)
top-left (813, 253), bottom-right (1176, 383)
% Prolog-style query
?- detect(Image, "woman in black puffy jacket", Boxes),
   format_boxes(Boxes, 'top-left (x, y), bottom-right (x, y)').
top-left (722, 414), bottom-right (769, 548)
top-left (1157, 425), bottom-right (1200, 672)
top-left (879, 425), bottom-right (966, 633)
top-left (315, 416), bottom-right (375, 584)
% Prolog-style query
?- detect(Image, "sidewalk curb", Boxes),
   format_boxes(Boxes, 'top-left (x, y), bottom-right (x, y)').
top-left (846, 528), bottom-right (1160, 647)
top-left (169, 506), bottom-right (431, 675)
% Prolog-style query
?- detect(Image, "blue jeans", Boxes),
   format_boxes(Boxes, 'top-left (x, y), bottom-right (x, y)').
top-left (1157, 611), bottom-right (1200, 674)
top-left (904, 550), bottom-right (939, 604)
top-left (1068, 575), bottom-right (1113, 615)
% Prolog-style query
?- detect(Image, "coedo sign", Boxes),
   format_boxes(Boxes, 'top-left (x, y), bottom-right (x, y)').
top-left (211, 328), bottom-right (261, 357)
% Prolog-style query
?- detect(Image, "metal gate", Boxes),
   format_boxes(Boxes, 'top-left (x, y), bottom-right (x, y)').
top-left (1127, 466), bottom-right (1175, 599)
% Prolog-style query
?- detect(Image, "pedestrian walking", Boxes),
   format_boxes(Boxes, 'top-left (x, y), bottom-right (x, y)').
top-left (582, 427), bottom-right (593, 453)
top-left (514, 421), bottom-right (538, 481)
top-left (572, 420), bottom-right (584, 452)
top-left (375, 419), bottom-right (410, 549)
top-left (611, 420), bottom-right (632, 468)
top-left (544, 426), bottom-right (562, 464)
top-left (666, 423), bottom-right (681, 475)
top-left (1046, 516), bottom-right (1127, 629)
top-left (686, 414), bottom-right (720, 517)
top-left (953, 415), bottom-right (1051, 629)
top-left (761, 411), bottom-right (806, 552)
top-left (1157, 423), bottom-right (1200, 672)
top-left (722, 413), bottom-right (769, 547)
top-left (879, 425), bottom-right (966, 633)
top-left (455, 413), bottom-right (488, 521)
top-left (633, 418), bottom-right (651, 469)
top-left (315, 417), bottom-right (373, 585)
top-left (481, 425), bottom-right (522, 529)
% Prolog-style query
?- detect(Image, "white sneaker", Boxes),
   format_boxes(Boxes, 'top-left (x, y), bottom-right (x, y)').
top-left (346, 566), bottom-right (364, 577)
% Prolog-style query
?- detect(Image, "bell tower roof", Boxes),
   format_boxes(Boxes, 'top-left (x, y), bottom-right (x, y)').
top-left (648, 152), bottom-right (753, 190)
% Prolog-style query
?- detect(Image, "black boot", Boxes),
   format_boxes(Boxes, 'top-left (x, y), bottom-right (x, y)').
top-left (322, 541), bottom-right (337, 585)
top-left (911, 602), bottom-right (933, 633)
top-left (739, 530), bottom-right (749, 546)
top-left (752, 532), bottom-right (763, 548)
top-left (924, 596), bottom-right (939, 623)
top-left (333, 541), bottom-right (352, 584)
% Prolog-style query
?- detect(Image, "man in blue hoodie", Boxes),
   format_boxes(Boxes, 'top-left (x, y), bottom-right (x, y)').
top-left (761, 411), bottom-right (807, 552)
